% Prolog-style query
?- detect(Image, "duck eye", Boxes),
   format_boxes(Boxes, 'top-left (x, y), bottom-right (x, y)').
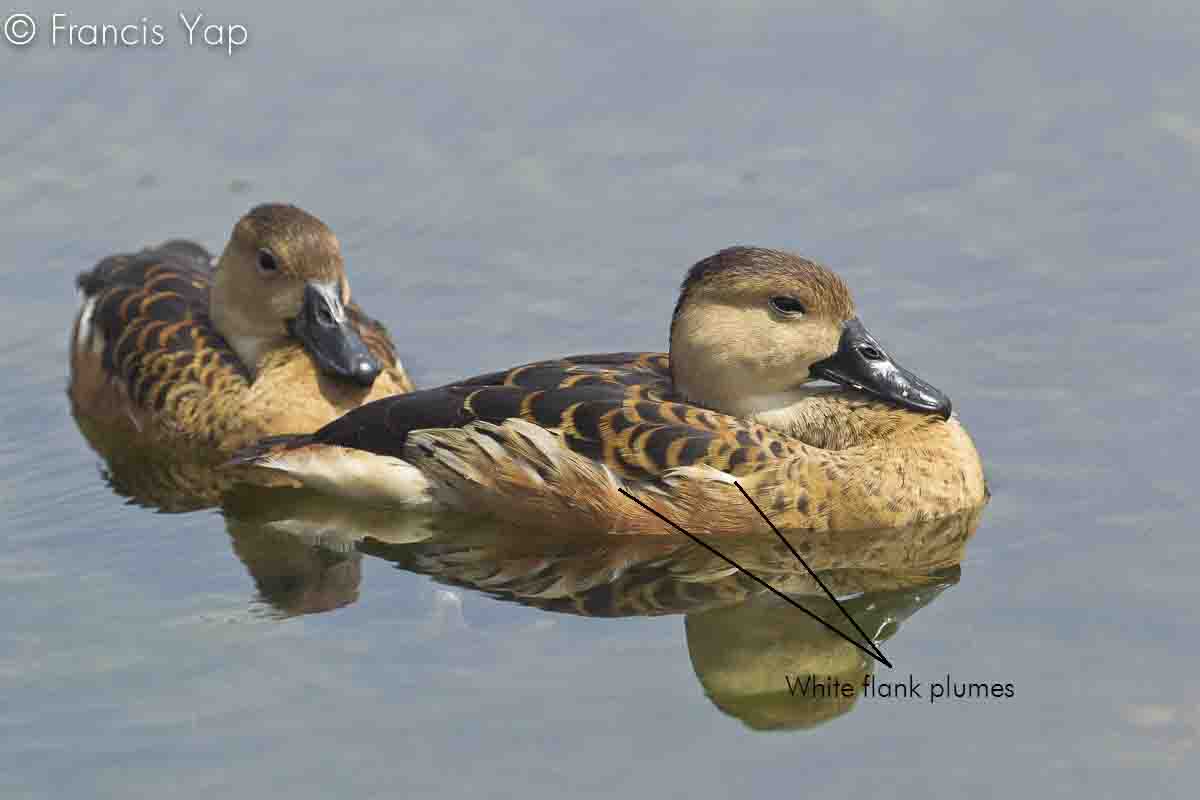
top-left (769, 296), bottom-right (806, 316)
top-left (257, 249), bottom-right (278, 275)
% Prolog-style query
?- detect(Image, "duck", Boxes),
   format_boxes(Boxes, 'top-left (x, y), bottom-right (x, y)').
top-left (231, 247), bottom-right (986, 533)
top-left (69, 203), bottom-right (414, 454)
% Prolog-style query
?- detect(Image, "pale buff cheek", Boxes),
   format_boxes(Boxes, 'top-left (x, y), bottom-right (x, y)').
top-left (756, 338), bottom-right (802, 374)
top-left (267, 283), bottom-right (305, 320)
top-left (672, 302), bottom-right (849, 406)
top-left (752, 322), bottom-right (836, 385)
top-left (692, 306), bottom-right (778, 360)
top-left (805, 326), bottom-right (840, 368)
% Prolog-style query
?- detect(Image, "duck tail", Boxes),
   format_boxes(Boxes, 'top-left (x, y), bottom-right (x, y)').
top-left (226, 434), bottom-right (317, 469)
top-left (226, 434), bottom-right (434, 507)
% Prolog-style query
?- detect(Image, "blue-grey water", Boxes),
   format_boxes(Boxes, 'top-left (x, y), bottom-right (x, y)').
top-left (4, 1), bottom-right (1198, 797)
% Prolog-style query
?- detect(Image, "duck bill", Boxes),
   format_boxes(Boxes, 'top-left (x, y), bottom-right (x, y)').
top-left (809, 317), bottom-right (952, 419)
top-left (288, 283), bottom-right (382, 388)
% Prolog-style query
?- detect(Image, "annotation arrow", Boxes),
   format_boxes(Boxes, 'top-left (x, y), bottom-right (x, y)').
top-left (618, 483), bottom-right (893, 668)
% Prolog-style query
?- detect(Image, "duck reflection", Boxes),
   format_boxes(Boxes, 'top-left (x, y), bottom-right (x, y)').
top-left (684, 584), bottom-right (953, 730)
top-left (74, 431), bottom-right (982, 730)
top-left (225, 487), bottom-right (979, 729)
top-left (357, 508), bottom-right (969, 729)
top-left (75, 413), bottom-right (237, 511)
top-left (227, 517), bottom-right (362, 616)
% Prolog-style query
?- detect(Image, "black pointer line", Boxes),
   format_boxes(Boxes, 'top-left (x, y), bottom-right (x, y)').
top-left (617, 487), bottom-right (892, 668)
top-left (731, 481), bottom-right (892, 668)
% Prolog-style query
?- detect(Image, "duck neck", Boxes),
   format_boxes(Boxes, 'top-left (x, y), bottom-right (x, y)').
top-left (747, 387), bottom-right (941, 450)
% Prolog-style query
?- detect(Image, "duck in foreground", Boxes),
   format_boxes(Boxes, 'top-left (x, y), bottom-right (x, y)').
top-left (232, 247), bottom-right (986, 533)
top-left (69, 204), bottom-right (413, 454)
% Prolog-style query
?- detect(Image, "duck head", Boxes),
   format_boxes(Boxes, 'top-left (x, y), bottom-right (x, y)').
top-left (210, 204), bottom-right (382, 387)
top-left (669, 247), bottom-right (951, 420)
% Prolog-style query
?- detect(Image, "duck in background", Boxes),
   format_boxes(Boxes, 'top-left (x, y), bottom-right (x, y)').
top-left (69, 203), bottom-right (413, 456)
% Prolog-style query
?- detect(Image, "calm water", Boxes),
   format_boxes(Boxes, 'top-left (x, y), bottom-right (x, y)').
top-left (4, 1), bottom-right (1199, 797)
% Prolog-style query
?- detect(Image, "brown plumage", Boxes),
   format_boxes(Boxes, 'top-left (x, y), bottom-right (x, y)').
top-left (69, 204), bottom-right (413, 456)
top-left (232, 247), bottom-right (986, 533)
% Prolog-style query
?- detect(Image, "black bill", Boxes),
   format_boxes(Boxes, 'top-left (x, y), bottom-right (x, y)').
top-left (289, 283), bottom-right (382, 387)
top-left (809, 317), bottom-right (952, 419)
